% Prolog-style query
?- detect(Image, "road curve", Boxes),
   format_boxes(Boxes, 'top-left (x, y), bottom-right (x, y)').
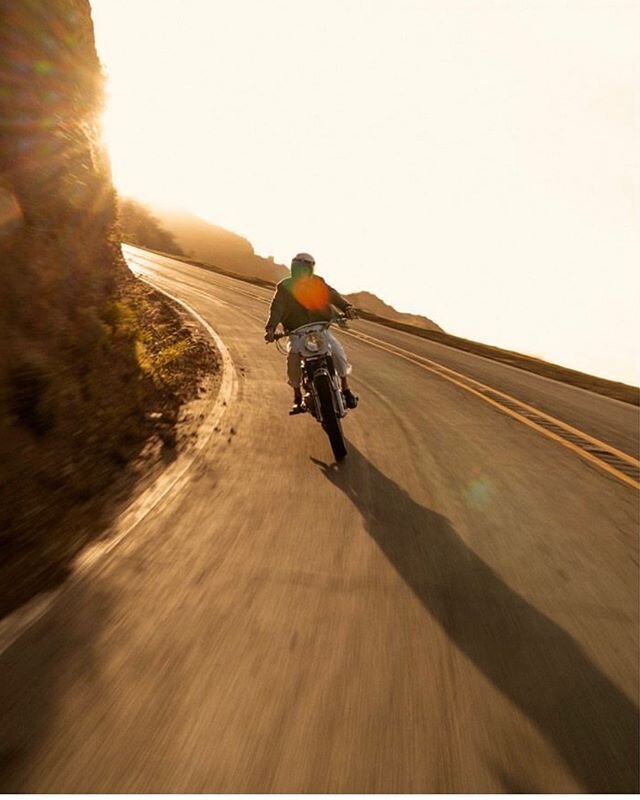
top-left (0, 247), bottom-right (637, 792)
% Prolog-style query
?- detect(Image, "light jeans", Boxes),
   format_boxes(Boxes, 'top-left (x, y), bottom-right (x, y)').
top-left (287, 332), bottom-right (352, 387)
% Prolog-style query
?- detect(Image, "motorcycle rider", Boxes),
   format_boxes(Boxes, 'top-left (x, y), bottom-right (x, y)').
top-left (265, 252), bottom-right (359, 414)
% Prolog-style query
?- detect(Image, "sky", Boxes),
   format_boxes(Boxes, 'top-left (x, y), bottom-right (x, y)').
top-left (91, 0), bottom-right (639, 385)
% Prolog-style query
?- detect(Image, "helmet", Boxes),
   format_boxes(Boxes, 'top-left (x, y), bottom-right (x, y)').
top-left (291, 252), bottom-right (315, 269)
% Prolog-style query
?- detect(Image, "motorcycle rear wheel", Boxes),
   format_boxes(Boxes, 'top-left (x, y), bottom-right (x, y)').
top-left (315, 373), bottom-right (347, 461)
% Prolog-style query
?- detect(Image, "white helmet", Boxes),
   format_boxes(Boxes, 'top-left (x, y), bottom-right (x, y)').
top-left (291, 252), bottom-right (315, 268)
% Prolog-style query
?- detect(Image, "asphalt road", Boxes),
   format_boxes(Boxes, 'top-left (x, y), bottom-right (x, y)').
top-left (0, 247), bottom-right (637, 792)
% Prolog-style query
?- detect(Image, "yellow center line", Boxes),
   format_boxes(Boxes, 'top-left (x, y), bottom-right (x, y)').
top-left (342, 329), bottom-right (639, 490)
top-left (346, 330), bottom-right (639, 467)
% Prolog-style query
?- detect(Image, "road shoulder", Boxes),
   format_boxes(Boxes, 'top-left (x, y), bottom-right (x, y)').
top-left (0, 281), bottom-right (234, 647)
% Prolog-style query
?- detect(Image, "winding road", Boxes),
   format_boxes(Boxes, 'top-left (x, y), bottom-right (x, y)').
top-left (0, 245), bottom-right (638, 792)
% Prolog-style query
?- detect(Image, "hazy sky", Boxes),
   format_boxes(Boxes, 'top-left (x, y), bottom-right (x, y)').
top-left (91, 0), bottom-right (639, 385)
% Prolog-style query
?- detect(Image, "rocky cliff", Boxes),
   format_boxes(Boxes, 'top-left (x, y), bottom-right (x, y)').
top-left (0, 1), bottom-right (214, 609)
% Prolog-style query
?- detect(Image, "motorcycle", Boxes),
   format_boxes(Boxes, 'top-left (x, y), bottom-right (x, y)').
top-left (272, 316), bottom-right (354, 461)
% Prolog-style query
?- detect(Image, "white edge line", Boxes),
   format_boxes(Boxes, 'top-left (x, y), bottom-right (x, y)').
top-left (0, 274), bottom-right (236, 657)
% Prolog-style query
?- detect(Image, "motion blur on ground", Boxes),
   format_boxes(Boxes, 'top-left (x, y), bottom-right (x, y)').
top-left (0, 0), bottom-right (638, 794)
top-left (0, 1), bottom-right (216, 614)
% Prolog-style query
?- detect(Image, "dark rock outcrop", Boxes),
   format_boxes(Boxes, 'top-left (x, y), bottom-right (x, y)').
top-left (0, 1), bottom-right (144, 539)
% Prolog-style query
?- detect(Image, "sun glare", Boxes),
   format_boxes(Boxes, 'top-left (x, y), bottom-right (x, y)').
top-left (99, 72), bottom-right (184, 206)
top-left (91, 0), bottom-right (640, 384)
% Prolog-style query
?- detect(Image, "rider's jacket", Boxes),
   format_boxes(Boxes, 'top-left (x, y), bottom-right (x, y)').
top-left (265, 275), bottom-right (352, 333)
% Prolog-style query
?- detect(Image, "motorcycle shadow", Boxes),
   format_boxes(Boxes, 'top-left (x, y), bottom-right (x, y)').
top-left (310, 443), bottom-right (639, 793)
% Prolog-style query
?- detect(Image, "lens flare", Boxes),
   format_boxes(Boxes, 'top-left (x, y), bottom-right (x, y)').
top-left (0, 188), bottom-right (23, 234)
top-left (463, 477), bottom-right (495, 510)
top-left (291, 276), bottom-right (330, 311)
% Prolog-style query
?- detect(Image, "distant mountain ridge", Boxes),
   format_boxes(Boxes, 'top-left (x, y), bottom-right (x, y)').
top-left (145, 205), bottom-right (443, 331)
top-left (151, 206), bottom-right (288, 285)
top-left (344, 291), bottom-right (442, 332)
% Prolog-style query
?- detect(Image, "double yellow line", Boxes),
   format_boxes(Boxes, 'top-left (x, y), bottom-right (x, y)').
top-left (343, 328), bottom-right (640, 491)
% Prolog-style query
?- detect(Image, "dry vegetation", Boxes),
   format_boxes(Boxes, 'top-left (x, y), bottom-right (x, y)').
top-left (0, 1), bottom-right (217, 616)
top-left (118, 197), bottom-right (185, 256)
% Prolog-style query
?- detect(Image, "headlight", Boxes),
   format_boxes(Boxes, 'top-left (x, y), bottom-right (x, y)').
top-left (304, 333), bottom-right (322, 352)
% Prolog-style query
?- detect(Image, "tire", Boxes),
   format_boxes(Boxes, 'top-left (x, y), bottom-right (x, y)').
top-left (315, 372), bottom-right (347, 461)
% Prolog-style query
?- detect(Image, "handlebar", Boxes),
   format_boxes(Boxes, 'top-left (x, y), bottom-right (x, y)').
top-left (271, 313), bottom-right (356, 341)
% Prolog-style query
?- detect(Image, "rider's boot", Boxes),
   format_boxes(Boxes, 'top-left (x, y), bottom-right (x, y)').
top-left (290, 388), bottom-right (305, 415)
top-left (343, 388), bottom-right (359, 409)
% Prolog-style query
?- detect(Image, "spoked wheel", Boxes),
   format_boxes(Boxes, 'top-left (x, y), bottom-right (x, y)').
top-left (315, 373), bottom-right (347, 461)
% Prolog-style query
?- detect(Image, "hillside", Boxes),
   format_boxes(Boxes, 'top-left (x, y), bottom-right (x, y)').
top-left (118, 198), bottom-right (185, 256)
top-left (150, 206), bottom-right (288, 284)
top-left (344, 291), bottom-right (443, 332)
top-left (147, 207), bottom-right (443, 329)
top-left (0, 0), bottom-right (215, 615)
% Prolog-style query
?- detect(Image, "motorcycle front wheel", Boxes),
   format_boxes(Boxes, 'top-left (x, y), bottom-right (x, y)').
top-left (315, 373), bottom-right (347, 461)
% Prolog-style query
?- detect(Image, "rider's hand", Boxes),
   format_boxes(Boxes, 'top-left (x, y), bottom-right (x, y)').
top-left (264, 329), bottom-right (276, 343)
top-left (345, 306), bottom-right (358, 320)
